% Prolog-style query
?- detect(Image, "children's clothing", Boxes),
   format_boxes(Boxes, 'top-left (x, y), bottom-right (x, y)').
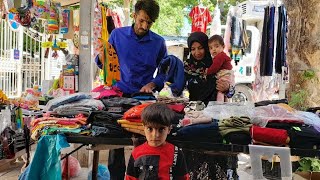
top-left (207, 52), bottom-right (233, 101)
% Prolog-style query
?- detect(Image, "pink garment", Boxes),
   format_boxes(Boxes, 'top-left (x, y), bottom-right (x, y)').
top-left (91, 85), bottom-right (123, 99)
top-left (180, 111), bottom-right (212, 127)
top-left (111, 12), bottom-right (122, 28)
top-left (189, 6), bottom-right (212, 33)
top-left (216, 70), bottom-right (235, 102)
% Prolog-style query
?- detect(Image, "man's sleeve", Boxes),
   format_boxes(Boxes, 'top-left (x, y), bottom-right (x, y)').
top-left (125, 154), bottom-right (139, 180)
top-left (152, 40), bottom-right (168, 91)
top-left (173, 149), bottom-right (190, 180)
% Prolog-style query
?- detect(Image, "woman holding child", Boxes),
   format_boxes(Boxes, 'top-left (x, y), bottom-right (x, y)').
top-left (184, 32), bottom-right (233, 104)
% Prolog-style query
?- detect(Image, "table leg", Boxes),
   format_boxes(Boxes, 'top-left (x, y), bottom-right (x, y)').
top-left (92, 150), bottom-right (99, 180)
top-left (66, 156), bottom-right (69, 180)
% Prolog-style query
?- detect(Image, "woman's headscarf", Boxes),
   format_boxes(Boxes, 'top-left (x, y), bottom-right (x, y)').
top-left (184, 32), bottom-right (217, 103)
top-left (187, 31), bottom-right (212, 67)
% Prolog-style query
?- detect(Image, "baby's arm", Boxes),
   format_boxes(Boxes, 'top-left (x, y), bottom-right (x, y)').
top-left (207, 54), bottom-right (226, 75)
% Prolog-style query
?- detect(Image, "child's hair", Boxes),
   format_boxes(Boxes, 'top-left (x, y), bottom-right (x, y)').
top-left (208, 35), bottom-right (224, 46)
top-left (141, 103), bottom-right (175, 127)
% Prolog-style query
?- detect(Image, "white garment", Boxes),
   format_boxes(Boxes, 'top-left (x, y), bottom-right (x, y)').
top-left (210, 4), bottom-right (222, 36)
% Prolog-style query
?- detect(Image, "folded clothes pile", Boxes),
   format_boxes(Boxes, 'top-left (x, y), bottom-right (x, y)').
top-left (117, 119), bottom-right (144, 136)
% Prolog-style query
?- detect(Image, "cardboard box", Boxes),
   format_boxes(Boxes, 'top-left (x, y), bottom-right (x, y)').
top-left (294, 172), bottom-right (320, 180)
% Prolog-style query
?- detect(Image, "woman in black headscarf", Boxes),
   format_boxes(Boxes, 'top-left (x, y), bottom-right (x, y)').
top-left (184, 32), bottom-right (230, 104)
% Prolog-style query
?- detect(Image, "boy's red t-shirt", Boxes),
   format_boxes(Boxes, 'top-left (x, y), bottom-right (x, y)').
top-left (125, 142), bottom-right (190, 180)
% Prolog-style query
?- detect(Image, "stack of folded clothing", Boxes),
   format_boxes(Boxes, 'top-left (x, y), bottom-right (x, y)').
top-left (31, 114), bottom-right (87, 140)
top-left (117, 119), bottom-right (144, 136)
top-left (219, 116), bottom-right (252, 145)
top-left (119, 103), bottom-right (152, 135)
top-left (87, 111), bottom-right (130, 137)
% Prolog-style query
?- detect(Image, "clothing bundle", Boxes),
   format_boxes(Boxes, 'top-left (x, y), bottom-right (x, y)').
top-left (52, 99), bottom-right (105, 116)
top-left (219, 116), bottom-right (252, 137)
top-left (157, 55), bottom-right (185, 97)
top-left (87, 111), bottom-right (128, 137)
top-left (30, 115), bottom-right (87, 140)
top-left (250, 125), bottom-right (289, 146)
top-left (176, 120), bottom-right (222, 143)
top-left (91, 85), bottom-right (123, 99)
top-left (179, 111), bottom-right (212, 127)
top-left (117, 119), bottom-right (144, 136)
top-left (123, 103), bottom-right (151, 123)
top-left (102, 96), bottom-right (141, 113)
top-left (45, 93), bottom-right (92, 111)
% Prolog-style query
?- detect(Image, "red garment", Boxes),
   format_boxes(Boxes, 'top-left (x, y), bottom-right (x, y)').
top-left (168, 104), bottom-right (185, 113)
top-left (126, 142), bottom-right (189, 180)
top-left (189, 6), bottom-right (212, 33)
top-left (207, 52), bottom-right (233, 75)
top-left (250, 125), bottom-right (289, 146)
top-left (123, 103), bottom-right (152, 120)
top-left (91, 85), bottom-right (123, 99)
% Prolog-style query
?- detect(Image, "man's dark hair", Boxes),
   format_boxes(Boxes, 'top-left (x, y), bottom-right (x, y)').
top-left (141, 103), bottom-right (175, 127)
top-left (134, 0), bottom-right (160, 22)
top-left (208, 35), bottom-right (225, 46)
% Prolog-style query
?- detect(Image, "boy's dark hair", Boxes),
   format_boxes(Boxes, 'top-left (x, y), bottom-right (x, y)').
top-left (135, 0), bottom-right (160, 22)
top-left (208, 35), bottom-right (225, 46)
top-left (141, 103), bottom-right (175, 127)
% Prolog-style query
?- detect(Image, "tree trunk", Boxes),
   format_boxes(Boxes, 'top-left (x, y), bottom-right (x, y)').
top-left (283, 0), bottom-right (320, 109)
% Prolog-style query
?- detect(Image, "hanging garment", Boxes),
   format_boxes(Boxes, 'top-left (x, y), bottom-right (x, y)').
top-left (97, 7), bottom-right (120, 86)
top-left (92, 3), bottom-right (102, 59)
top-left (266, 6), bottom-right (275, 76)
top-left (104, 42), bottom-right (120, 86)
top-left (275, 5), bottom-right (288, 74)
top-left (210, 4), bottom-right (222, 36)
top-left (259, 6), bottom-right (269, 76)
top-left (189, 5), bottom-right (212, 33)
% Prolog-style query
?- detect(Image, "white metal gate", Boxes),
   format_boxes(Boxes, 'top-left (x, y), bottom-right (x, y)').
top-left (0, 18), bottom-right (47, 98)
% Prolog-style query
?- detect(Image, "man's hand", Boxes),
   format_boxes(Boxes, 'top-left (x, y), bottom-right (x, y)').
top-left (140, 82), bottom-right (156, 93)
top-left (216, 78), bottom-right (230, 92)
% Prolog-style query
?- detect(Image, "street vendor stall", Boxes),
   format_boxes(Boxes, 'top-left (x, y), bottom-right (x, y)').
top-left (21, 91), bottom-right (320, 180)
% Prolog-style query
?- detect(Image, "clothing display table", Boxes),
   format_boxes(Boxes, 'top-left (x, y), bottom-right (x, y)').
top-left (64, 134), bottom-right (320, 180)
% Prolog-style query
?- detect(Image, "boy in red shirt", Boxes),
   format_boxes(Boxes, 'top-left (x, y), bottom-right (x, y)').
top-left (125, 103), bottom-right (190, 180)
top-left (207, 35), bottom-right (234, 101)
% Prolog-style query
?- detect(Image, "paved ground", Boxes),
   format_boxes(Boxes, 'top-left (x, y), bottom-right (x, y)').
top-left (0, 146), bottom-right (133, 180)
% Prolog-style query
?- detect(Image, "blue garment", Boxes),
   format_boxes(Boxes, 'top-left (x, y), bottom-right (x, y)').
top-left (108, 26), bottom-right (167, 94)
top-left (46, 92), bottom-right (92, 111)
top-left (157, 55), bottom-right (185, 97)
top-left (176, 120), bottom-right (222, 143)
top-left (20, 134), bottom-right (70, 180)
top-left (266, 6), bottom-right (275, 76)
